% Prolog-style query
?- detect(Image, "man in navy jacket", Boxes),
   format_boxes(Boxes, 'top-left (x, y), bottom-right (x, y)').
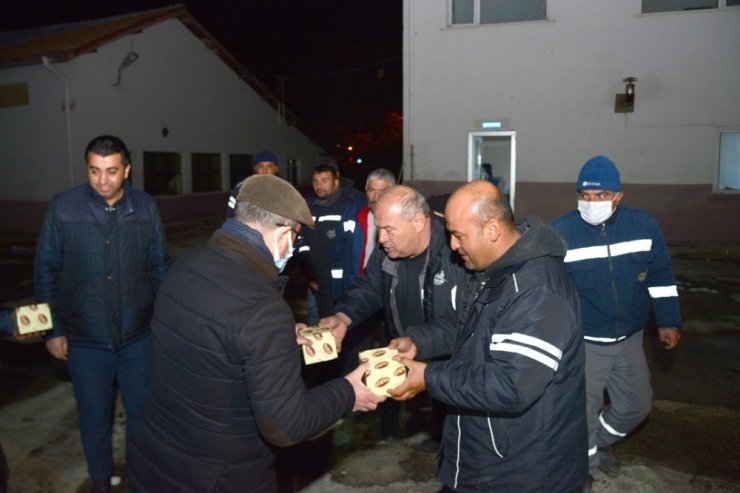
top-left (390, 181), bottom-right (588, 492)
top-left (34, 135), bottom-right (168, 493)
top-left (551, 155), bottom-right (681, 485)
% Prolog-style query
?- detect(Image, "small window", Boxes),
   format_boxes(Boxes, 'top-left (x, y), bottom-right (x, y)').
top-left (144, 152), bottom-right (181, 195)
top-left (718, 132), bottom-right (740, 192)
top-left (229, 154), bottom-right (252, 188)
top-left (450, 0), bottom-right (546, 25)
top-left (642, 0), bottom-right (739, 13)
top-left (192, 153), bottom-right (222, 193)
top-left (0, 82), bottom-right (29, 107)
top-left (286, 158), bottom-right (298, 185)
top-left (452, 0), bottom-right (474, 24)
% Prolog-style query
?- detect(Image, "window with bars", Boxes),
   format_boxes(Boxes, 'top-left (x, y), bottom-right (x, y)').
top-left (192, 153), bottom-right (222, 193)
top-left (143, 152), bottom-right (181, 196)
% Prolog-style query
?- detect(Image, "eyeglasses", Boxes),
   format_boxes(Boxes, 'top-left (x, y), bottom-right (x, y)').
top-left (276, 223), bottom-right (303, 246)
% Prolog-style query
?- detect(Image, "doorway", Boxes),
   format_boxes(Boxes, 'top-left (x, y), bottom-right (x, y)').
top-left (467, 131), bottom-right (516, 211)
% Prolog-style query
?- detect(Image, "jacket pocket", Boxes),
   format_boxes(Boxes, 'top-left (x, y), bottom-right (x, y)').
top-left (628, 252), bottom-right (651, 284)
top-left (486, 413), bottom-right (509, 458)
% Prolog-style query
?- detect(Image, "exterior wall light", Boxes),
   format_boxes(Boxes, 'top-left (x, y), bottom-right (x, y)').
top-left (615, 76), bottom-right (637, 113)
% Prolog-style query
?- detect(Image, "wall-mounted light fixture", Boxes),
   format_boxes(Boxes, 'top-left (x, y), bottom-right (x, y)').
top-left (113, 51), bottom-right (139, 87)
top-left (615, 76), bottom-right (637, 113)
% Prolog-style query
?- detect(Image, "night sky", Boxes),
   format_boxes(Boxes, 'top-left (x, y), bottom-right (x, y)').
top-left (0, 1), bottom-right (403, 169)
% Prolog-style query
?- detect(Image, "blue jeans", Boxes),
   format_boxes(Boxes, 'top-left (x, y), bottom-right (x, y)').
top-left (68, 335), bottom-right (152, 480)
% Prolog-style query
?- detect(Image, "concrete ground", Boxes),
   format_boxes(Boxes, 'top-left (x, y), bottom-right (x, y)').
top-left (0, 217), bottom-right (739, 492)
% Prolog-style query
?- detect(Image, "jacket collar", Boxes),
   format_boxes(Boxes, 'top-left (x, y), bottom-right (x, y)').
top-left (85, 181), bottom-right (133, 213)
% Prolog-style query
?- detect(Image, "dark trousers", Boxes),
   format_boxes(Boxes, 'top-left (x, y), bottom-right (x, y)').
top-left (68, 335), bottom-right (152, 480)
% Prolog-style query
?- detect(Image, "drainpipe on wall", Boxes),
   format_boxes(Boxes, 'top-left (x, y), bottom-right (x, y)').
top-left (42, 56), bottom-right (75, 187)
top-left (403, 0), bottom-right (415, 184)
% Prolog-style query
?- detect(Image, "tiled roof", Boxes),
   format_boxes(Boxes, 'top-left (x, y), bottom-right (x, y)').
top-left (0, 4), bottom-right (291, 121)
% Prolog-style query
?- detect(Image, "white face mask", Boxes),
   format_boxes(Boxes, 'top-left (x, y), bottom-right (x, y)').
top-left (272, 228), bottom-right (294, 272)
top-left (578, 199), bottom-right (616, 226)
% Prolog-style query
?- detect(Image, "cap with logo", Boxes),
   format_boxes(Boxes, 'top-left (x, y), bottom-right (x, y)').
top-left (576, 155), bottom-right (621, 192)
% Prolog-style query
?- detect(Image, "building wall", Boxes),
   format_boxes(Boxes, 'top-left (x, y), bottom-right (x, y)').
top-left (403, 0), bottom-right (740, 241)
top-left (0, 19), bottom-right (322, 231)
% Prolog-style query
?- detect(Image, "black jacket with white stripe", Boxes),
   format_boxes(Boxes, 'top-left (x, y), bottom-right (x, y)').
top-left (409, 216), bottom-right (588, 492)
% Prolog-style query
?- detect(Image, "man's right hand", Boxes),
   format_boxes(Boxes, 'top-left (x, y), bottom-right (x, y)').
top-left (389, 337), bottom-right (418, 360)
top-left (344, 362), bottom-right (385, 412)
top-left (319, 313), bottom-right (351, 352)
top-left (46, 335), bottom-right (68, 361)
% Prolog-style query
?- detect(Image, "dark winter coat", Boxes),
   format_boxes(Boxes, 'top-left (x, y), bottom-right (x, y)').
top-left (34, 182), bottom-right (168, 350)
top-left (335, 214), bottom-right (465, 338)
top-left (410, 217), bottom-right (588, 492)
top-left (126, 221), bottom-right (354, 493)
top-left (299, 188), bottom-right (365, 317)
top-left (551, 205), bottom-right (682, 344)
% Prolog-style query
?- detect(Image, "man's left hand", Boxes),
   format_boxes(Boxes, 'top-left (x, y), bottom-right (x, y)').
top-left (658, 327), bottom-right (681, 350)
top-left (388, 357), bottom-right (427, 401)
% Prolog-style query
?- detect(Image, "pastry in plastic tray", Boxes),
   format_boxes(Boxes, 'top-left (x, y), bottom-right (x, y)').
top-left (300, 326), bottom-right (338, 365)
top-left (14, 303), bottom-right (53, 336)
top-left (359, 347), bottom-right (407, 396)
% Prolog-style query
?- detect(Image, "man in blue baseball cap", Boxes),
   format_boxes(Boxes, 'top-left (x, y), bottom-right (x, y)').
top-left (226, 151), bottom-right (280, 217)
top-left (551, 155), bottom-right (682, 489)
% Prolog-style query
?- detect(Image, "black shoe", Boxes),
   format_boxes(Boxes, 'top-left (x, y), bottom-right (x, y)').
top-left (91, 478), bottom-right (111, 493)
top-left (597, 446), bottom-right (620, 477)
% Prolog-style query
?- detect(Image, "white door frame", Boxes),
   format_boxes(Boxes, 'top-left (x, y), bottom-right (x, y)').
top-left (467, 130), bottom-right (517, 211)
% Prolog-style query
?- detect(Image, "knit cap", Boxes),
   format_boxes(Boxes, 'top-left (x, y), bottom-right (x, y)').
top-left (252, 151), bottom-right (279, 168)
top-left (576, 156), bottom-right (621, 192)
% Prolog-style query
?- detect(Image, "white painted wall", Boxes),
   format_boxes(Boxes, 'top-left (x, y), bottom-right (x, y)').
top-left (0, 65), bottom-right (70, 198)
top-left (403, 0), bottom-right (740, 187)
top-left (0, 19), bottom-right (322, 201)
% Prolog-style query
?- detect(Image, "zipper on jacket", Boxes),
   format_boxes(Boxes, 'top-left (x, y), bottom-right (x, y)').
top-left (602, 223), bottom-right (621, 337)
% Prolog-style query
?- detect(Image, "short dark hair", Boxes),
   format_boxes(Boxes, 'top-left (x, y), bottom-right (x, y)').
top-left (313, 165), bottom-right (339, 180)
top-left (85, 135), bottom-right (131, 165)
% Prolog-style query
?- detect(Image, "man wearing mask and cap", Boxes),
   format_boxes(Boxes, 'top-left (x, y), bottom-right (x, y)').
top-left (127, 175), bottom-right (383, 493)
top-left (226, 150), bottom-right (280, 218)
top-left (551, 155), bottom-right (681, 489)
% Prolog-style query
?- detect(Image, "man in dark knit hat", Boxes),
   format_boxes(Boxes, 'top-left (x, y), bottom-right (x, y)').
top-left (552, 155), bottom-right (681, 489)
top-left (127, 175), bottom-right (383, 493)
top-left (226, 150), bottom-right (280, 217)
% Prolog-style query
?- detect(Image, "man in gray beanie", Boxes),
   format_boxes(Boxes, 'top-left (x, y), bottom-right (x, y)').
top-left (552, 155), bottom-right (681, 489)
top-left (127, 175), bottom-right (383, 492)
